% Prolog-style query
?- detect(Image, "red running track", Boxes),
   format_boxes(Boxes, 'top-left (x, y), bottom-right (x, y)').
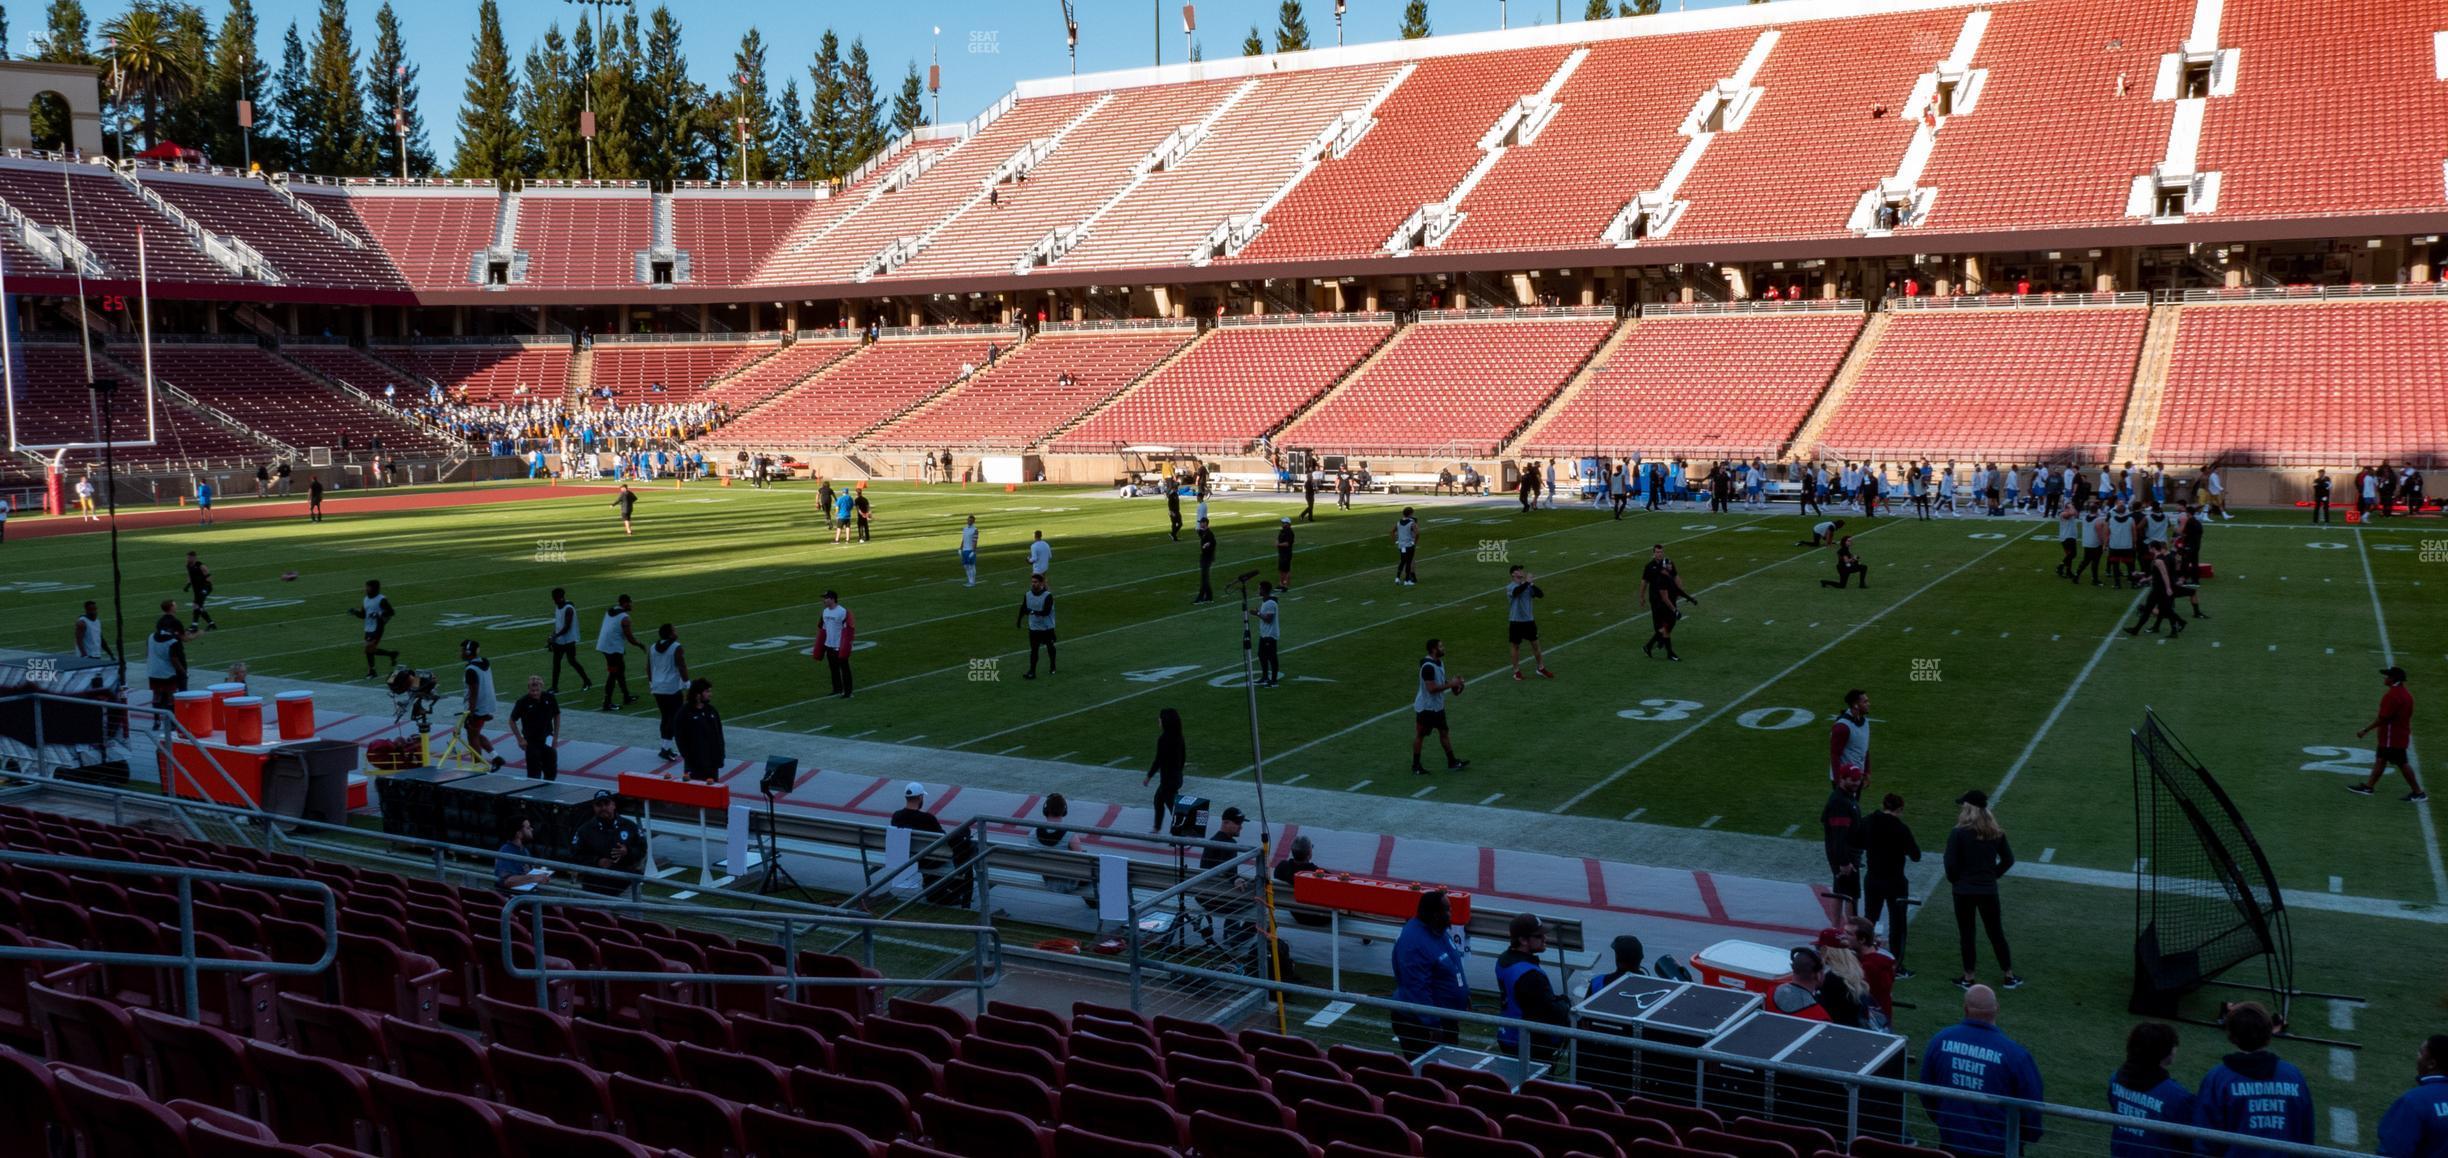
top-left (8, 483), bottom-right (626, 539)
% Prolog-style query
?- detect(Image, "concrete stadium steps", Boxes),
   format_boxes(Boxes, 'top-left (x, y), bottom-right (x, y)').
top-left (1042, 326), bottom-right (1218, 447)
top-left (1504, 313), bottom-right (1642, 458)
top-left (1782, 310), bottom-right (1893, 460)
top-left (2111, 304), bottom-right (2185, 463)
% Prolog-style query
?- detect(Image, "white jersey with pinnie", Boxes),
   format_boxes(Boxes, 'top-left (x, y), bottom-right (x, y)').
top-left (647, 639), bottom-right (686, 694)
top-left (597, 609), bottom-right (629, 654)
top-left (551, 603), bottom-right (580, 646)
top-left (1414, 658), bottom-right (1448, 713)
top-left (362, 595), bottom-right (391, 637)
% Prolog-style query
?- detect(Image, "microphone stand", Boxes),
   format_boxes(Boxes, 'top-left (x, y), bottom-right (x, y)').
top-left (1227, 570), bottom-right (1290, 1034)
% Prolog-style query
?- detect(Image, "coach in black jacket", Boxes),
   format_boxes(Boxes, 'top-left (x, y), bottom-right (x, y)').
top-left (1854, 793), bottom-right (1923, 975)
top-left (673, 678), bottom-right (725, 782)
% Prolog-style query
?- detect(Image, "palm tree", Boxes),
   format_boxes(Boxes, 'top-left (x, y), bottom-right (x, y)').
top-left (99, 3), bottom-right (194, 150)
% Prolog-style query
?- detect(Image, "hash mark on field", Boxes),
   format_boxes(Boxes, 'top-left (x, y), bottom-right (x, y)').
top-left (1780, 824), bottom-right (1798, 837)
top-left (1048, 751), bottom-right (1075, 762)
top-left (2325, 647), bottom-right (2335, 654)
top-left (1281, 774), bottom-right (1308, 786)
top-left (1103, 756), bottom-right (1130, 767)
top-left (2000, 632), bottom-right (2010, 639)
top-left (1224, 768), bottom-right (1250, 779)
top-left (2330, 1108), bottom-right (2357, 1146)
top-left (1360, 600), bottom-right (1375, 607)
top-left (1411, 786), bottom-right (1436, 799)
top-left (2329, 876), bottom-right (2344, 894)
top-left (1699, 815), bottom-right (1722, 829)
top-left (1347, 780), bottom-right (1373, 793)
top-left (1808, 622), bottom-right (1819, 629)
top-left (2040, 848), bottom-right (2056, 863)
top-left (1623, 808), bottom-right (1646, 821)
top-left (2134, 857), bottom-right (2149, 872)
top-left (847, 729), bottom-right (876, 739)
top-left (1479, 792), bottom-right (1504, 806)
top-left (2210, 641), bottom-right (2220, 648)
top-left (2331, 1001), bottom-right (2357, 1032)
top-left (2269, 644), bottom-right (2279, 652)
top-left (2331, 1047), bottom-right (2356, 1083)
top-left (806, 724), bottom-right (831, 732)
top-left (903, 735), bottom-right (928, 743)
top-left (2051, 634), bottom-right (2061, 641)
top-left (994, 745), bottom-right (1024, 756)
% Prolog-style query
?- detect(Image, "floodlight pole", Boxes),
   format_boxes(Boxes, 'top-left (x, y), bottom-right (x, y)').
top-left (1232, 575), bottom-right (1290, 1034)
top-left (565, 0), bottom-right (632, 179)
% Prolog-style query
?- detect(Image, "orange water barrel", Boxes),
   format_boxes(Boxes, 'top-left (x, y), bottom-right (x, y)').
top-left (275, 690), bottom-right (316, 740)
top-left (172, 691), bottom-right (215, 736)
top-left (222, 697), bottom-right (265, 746)
top-left (206, 682), bottom-right (247, 732)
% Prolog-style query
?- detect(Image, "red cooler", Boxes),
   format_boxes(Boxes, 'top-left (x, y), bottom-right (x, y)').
top-left (1689, 939), bottom-right (1794, 996)
top-left (275, 691), bottom-right (316, 740)
top-left (206, 682), bottom-right (248, 731)
top-left (172, 690), bottom-right (215, 736)
top-left (222, 697), bottom-right (266, 746)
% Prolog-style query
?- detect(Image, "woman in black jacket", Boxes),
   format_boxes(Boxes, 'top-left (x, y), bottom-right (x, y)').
top-left (1143, 708), bottom-right (1186, 833)
top-left (673, 678), bottom-right (725, 783)
top-left (1944, 788), bottom-right (2022, 990)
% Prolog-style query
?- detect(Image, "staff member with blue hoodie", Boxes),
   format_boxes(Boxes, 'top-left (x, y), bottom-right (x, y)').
top-left (2379, 1034), bottom-right (2448, 1158)
top-left (1918, 984), bottom-right (2045, 1157)
top-left (2194, 1003), bottom-right (2313, 1158)
top-left (1391, 890), bottom-right (1470, 1059)
top-left (2109, 1022), bottom-right (2197, 1158)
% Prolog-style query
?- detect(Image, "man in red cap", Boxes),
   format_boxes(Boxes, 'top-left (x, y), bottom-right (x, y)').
top-left (1823, 761), bottom-right (1868, 917)
top-left (2352, 667), bottom-right (2425, 803)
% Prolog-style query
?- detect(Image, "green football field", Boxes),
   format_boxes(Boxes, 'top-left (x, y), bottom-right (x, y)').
top-left (2, 479), bottom-right (2440, 908)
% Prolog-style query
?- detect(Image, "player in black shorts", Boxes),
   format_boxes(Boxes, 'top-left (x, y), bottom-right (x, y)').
top-left (1637, 544), bottom-right (1696, 661)
top-left (1821, 535), bottom-right (1869, 589)
top-left (182, 552), bottom-right (218, 631)
top-left (358, 579), bottom-right (400, 678)
top-left (1276, 517), bottom-right (1296, 591)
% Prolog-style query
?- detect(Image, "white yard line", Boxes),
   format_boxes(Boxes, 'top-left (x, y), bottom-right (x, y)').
top-left (1554, 526), bottom-right (2030, 814)
top-left (2354, 528), bottom-right (2448, 905)
top-left (1990, 590), bottom-right (2144, 807)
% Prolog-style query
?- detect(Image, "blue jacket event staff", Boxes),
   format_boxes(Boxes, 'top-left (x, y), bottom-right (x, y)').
top-left (2109, 1071), bottom-right (2198, 1158)
top-left (2194, 1049), bottom-right (2315, 1158)
top-left (1918, 1017), bottom-right (2046, 1156)
top-left (2380, 1072), bottom-right (2448, 1158)
top-left (1391, 917), bottom-right (1469, 1028)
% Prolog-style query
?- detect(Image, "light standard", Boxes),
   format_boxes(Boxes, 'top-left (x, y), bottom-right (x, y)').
top-left (1336, 0), bottom-right (1345, 46)
top-left (1183, 5), bottom-right (1196, 62)
top-left (393, 63), bottom-right (409, 179)
top-left (733, 71), bottom-right (751, 183)
top-left (1059, 1), bottom-right (1079, 75)
top-left (236, 51), bottom-right (254, 171)
top-left (563, 0), bottom-right (633, 179)
top-left (929, 27), bottom-right (941, 126)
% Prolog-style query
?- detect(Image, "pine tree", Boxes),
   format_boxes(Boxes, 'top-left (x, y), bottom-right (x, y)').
top-left (889, 61), bottom-right (923, 136)
top-left (1189, 39), bottom-right (1203, 62)
top-left (1398, 0), bottom-right (1431, 38)
top-left (31, 0), bottom-right (91, 149)
top-left (301, 0), bottom-right (367, 173)
top-left (586, 10), bottom-right (637, 179)
top-left (721, 29), bottom-right (773, 182)
top-left (1240, 25), bottom-right (1263, 56)
top-left (0, 8), bottom-right (11, 59)
top-left (516, 25), bottom-right (571, 176)
top-left (271, 20), bottom-right (315, 167)
top-left (805, 30), bottom-right (845, 181)
top-left (1629, 0), bottom-right (1662, 13)
top-left (771, 76), bottom-right (805, 178)
top-left (452, 0), bottom-right (520, 178)
top-left (364, 3), bottom-right (433, 177)
top-left (633, 6), bottom-right (698, 181)
top-left (1274, 1), bottom-right (1310, 52)
top-left (204, 0), bottom-right (274, 169)
top-left (840, 37), bottom-right (883, 168)
top-left (156, 3), bottom-right (216, 153)
top-left (1583, 0), bottom-right (1607, 17)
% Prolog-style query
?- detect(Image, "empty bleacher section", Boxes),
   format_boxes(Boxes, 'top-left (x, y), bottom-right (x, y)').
top-left (587, 340), bottom-right (779, 404)
top-left (343, 190), bottom-right (500, 290)
top-left (139, 172), bottom-right (407, 291)
top-left (1056, 65), bottom-right (1405, 272)
top-left (885, 79), bottom-right (1247, 281)
top-left (1813, 301), bottom-right (2148, 460)
top-left (1913, 0), bottom-right (2189, 233)
top-left (515, 192), bottom-right (654, 289)
top-left (2150, 297), bottom-right (2448, 464)
top-left (1440, 31), bottom-right (1755, 252)
top-left (2196, 0), bottom-right (2448, 221)
top-left (1279, 312), bottom-right (1616, 457)
top-left (0, 160), bottom-right (240, 283)
top-left (1227, 49), bottom-right (1568, 264)
top-left (1668, 11), bottom-right (1961, 242)
top-left (667, 193), bottom-right (813, 286)
top-left (701, 336), bottom-right (864, 410)
top-left (144, 343), bottom-right (455, 455)
top-left (1521, 309), bottom-right (1868, 459)
top-left (868, 328), bottom-right (1195, 449)
top-left (708, 333), bottom-right (1015, 448)
top-left (280, 343), bottom-right (424, 399)
top-left (1, 344), bottom-right (275, 472)
top-left (754, 95), bottom-right (1100, 284)
top-left (1055, 318), bottom-right (1394, 455)
top-left (374, 344), bottom-right (574, 403)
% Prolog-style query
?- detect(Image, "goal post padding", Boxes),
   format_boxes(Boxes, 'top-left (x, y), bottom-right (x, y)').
top-left (2130, 710), bottom-right (2292, 1016)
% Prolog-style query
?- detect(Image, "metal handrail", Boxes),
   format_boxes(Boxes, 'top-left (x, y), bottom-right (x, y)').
top-left (0, 849), bottom-right (339, 1021)
top-left (1132, 956), bottom-right (2370, 1158)
top-left (2, 690), bottom-right (261, 823)
top-left (1886, 291), bottom-right (2149, 311)
top-left (498, 892), bottom-right (1002, 1012)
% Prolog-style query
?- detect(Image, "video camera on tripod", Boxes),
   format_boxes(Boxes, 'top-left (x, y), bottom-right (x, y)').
top-left (386, 668), bottom-right (442, 730)
top-left (1169, 794), bottom-right (1210, 840)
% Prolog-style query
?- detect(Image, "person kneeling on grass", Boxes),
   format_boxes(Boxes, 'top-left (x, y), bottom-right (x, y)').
top-left (1798, 518), bottom-right (1846, 548)
top-left (1821, 536), bottom-right (1869, 588)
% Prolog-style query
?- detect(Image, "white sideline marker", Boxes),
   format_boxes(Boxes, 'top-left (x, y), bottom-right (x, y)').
top-left (1413, 786), bottom-right (1437, 799)
top-left (904, 735), bottom-right (929, 744)
top-left (2329, 876), bottom-right (2343, 894)
top-left (2330, 1000), bottom-right (2357, 1032)
top-left (1623, 808), bottom-right (1646, 821)
top-left (1347, 780), bottom-right (1372, 793)
top-left (1281, 774), bottom-right (1309, 786)
top-left (1699, 815), bottom-right (1722, 829)
top-left (2331, 1048), bottom-right (2356, 1083)
top-left (1047, 751), bottom-right (1074, 762)
top-left (2039, 848), bottom-right (2056, 863)
top-left (1480, 793), bottom-right (1505, 806)
top-left (2330, 1108), bottom-right (2357, 1146)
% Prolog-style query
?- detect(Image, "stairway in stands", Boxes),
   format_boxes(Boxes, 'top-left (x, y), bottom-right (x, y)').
top-left (2110, 305), bottom-right (2183, 463)
top-left (1259, 322), bottom-right (1404, 447)
top-left (1781, 311), bottom-right (1893, 459)
top-left (1038, 327), bottom-right (1215, 448)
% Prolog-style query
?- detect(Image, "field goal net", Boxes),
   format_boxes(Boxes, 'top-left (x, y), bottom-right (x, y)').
top-left (2130, 709), bottom-right (2293, 1017)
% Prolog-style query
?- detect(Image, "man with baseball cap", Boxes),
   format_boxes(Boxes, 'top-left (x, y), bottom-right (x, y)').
top-left (1496, 912), bottom-right (1571, 1058)
top-left (570, 790), bottom-right (647, 893)
top-left (1585, 933), bottom-right (1648, 999)
top-left (891, 782), bottom-right (977, 905)
top-left (2352, 667), bottom-right (2425, 803)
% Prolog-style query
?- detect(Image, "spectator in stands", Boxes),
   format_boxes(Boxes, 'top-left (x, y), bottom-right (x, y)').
top-left (673, 678), bottom-right (724, 783)
top-left (2379, 1034), bottom-right (2448, 1158)
top-left (1391, 890), bottom-right (1470, 1058)
top-left (2195, 1002), bottom-right (2315, 1155)
top-left (1271, 835), bottom-right (1330, 928)
top-left (1031, 794), bottom-right (1094, 907)
top-left (1947, 789), bottom-right (2021, 990)
top-left (1495, 912), bottom-right (1571, 1059)
top-left (1920, 985), bottom-right (2045, 1157)
top-left (2109, 1022), bottom-right (2195, 1158)
top-left (1771, 948), bottom-right (1831, 1021)
top-left (494, 818), bottom-right (554, 893)
top-left (1586, 934), bottom-right (1647, 998)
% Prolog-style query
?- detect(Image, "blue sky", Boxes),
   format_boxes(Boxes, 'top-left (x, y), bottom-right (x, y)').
top-left (25, 0), bottom-right (1750, 157)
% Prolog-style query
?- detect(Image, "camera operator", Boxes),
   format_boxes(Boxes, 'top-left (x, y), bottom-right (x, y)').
top-left (569, 791), bottom-right (646, 894)
top-left (461, 639), bottom-right (506, 772)
top-left (508, 675), bottom-right (561, 781)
